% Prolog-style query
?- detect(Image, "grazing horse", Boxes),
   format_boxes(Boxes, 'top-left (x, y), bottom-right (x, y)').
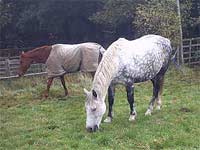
top-left (18, 43), bottom-right (105, 98)
top-left (84, 35), bottom-right (173, 132)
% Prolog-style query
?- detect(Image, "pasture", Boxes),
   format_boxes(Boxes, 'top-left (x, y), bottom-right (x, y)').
top-left (0, 67), bottom-right (199, 149)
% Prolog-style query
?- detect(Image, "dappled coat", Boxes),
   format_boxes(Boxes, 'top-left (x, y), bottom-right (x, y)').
top-left (92, 35), bottom-right (172, 98)
top-left (112, 35), bottom-right (172, 83)
top-left (46, 43), bottom-right (105, 78)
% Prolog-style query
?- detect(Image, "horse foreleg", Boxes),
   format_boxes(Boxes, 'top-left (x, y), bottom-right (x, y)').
top-left (60, 75), bottom-right (68, 96)
top-left (145, 76), bottom-right (164, 116)
top-left (104, 85), bottom-right (115, 123)
top-left (44, 77), bottom-right (54, 98)
top-left (126, 84), bottom-right (137, 121)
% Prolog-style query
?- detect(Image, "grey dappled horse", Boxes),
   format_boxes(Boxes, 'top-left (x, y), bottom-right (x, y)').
top-left (84, 35), bottom-right (173, 132)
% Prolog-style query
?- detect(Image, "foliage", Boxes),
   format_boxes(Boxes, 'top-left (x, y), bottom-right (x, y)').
top-left (134, 0), bottom-right (180, 46)
top-left (0, 0), bottom-right (12, 29)
top-left (180, 0), bottom-right (200, 37)
top-left (0, 0), bottom-right (104, 48)
top-left (89, 0), bottom-right (139, 41)
top-left (91, 0), bottom-right (199, 45)
top-left (0, 0), bottom-right (199, 48)
top-left (0, 67), bottom-right (200, 149)
top-left (16, 0), bottom-right (101, 36)
top-left (90, 0), bottom-right (136, 28)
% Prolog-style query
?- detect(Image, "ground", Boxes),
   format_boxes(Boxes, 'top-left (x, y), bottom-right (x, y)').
top-left (0, 67), bottom-right (199, 150)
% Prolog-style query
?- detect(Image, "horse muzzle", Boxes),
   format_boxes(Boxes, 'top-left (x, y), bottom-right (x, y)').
top-left (86, 125), bottom-right (99, 132)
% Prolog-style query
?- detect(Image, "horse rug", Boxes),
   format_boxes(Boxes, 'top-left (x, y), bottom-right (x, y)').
top-left (46, 43), bottom-right (103, 78)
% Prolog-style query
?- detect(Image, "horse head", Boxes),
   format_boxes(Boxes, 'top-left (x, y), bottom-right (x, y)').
top-left (18, 51), bottom-right (33, 77)
top-left (84, 88), bottom-right (106, 132)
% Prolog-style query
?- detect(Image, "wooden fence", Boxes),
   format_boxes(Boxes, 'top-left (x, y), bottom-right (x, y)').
top-left (0, 56), bottom-right (46, 79)
top-left (0, 37), bottom-right (199, 79)
top-left (182, 37), bottom-right (200, 65)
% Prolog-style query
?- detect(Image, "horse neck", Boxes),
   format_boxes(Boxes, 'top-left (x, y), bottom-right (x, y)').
top-left (92, 45), bottom-right (119, 100)
top-left (26, 46), bottom-right (52, 63)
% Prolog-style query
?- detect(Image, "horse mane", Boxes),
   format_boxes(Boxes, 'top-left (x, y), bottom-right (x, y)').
top-left (22, 45), bottom-right (52, 63)
top-left (24, 46), bottom-right (50, 55)
top-left (92, 43), bottom-right (119, 99)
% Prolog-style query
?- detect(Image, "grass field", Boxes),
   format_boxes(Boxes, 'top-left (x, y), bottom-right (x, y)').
top-left (0, 67), bottom-right (200, 150)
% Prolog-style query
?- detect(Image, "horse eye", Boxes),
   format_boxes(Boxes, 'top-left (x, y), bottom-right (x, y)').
top-left (91, 108), bottom-right (97, 112)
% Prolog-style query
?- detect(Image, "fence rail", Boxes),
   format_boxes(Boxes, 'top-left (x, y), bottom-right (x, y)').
top-left (0, 56), bottom-right (46, 80)
top-left (182, 37), bottom-right (200, 65)
top-left (0, 37), bottom-right (199, 80)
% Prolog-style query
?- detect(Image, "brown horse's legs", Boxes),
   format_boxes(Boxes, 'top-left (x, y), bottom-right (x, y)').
top-left (44, 77), bottom-right (54, 98)
top-left (60, 75), bottom-right (68, 96)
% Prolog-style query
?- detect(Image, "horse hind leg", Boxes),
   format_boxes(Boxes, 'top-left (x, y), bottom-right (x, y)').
top-left (145, 75), bottom-right (164, 116)
top-left (156, 77), bottom-right (164, 110)
top-left (60, 75), bottom-right (68, 96)
top-left (43, 77), bottom-right (54, 98)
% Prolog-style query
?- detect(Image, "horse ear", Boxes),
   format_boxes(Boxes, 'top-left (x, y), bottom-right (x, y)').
top-left (83, 88), bottom-right (90, 96)
top-left (92, 89), bottom-right (97, 98)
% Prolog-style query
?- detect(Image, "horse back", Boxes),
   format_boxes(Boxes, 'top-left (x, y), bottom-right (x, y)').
top-left (40, 46), bottom-right (52, 62)
top-left (113, 35), bottom-right (172, 83)
top-left (79, 43), bottom-right (104, 72)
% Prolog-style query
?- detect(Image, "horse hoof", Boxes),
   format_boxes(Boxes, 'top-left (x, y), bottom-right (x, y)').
top-left (129, 114), bottom-right (136, 121)
top-left (145, 109), bottom-right (152, 116)
top-left (42, 93), bottom-right (48, 98)
top-left (64, 91), bottom-right (68, 96)
top-left (156, 105), bottom-right (161, 110)
top-left (104, 117), bottom-right (112, 123)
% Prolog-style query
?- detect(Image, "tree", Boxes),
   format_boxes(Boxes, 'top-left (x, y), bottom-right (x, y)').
top-left (134, 0), bottom-right (180, 46)
top-left (90, 0), bottom-right (136, 28)
top-left (181, 0), bottom-right (200, 37)
top-left (0, 0), bottom-right (104, 48)
top-left (0, 0), bottom-right (12, 29)
top-left (89, 0), bottom-right (138, 41)
top-left (0, 0), bottom-right (199, 49)
top-left (90, 0), bottom-right (199, 45)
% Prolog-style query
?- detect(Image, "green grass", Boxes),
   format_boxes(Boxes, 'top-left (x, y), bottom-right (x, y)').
top-left (0, 67), bottom-right (200, 150)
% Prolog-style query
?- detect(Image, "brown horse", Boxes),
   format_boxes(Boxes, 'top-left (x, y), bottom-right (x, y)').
top-left (18, 43), bottom-right (105, 98)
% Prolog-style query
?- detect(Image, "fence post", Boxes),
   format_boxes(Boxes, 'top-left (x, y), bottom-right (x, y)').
top-left (177, 46), bottom-right (180, 65)
top-left (39, 64), bottom-right (42, 72)
top-left (177, 0), bottom-right (184, 65)
top-left (5, 58), bottom-right (11, 76)
top-left (189, 39), bottom-right (192, 65)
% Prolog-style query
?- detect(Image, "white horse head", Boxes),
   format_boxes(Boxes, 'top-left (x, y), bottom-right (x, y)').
top-left (84, 88), bottom-right (106, 132)
top-left (83, 43), bottom-right (120, 132)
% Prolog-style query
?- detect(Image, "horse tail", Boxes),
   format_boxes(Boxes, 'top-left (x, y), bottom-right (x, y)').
top-left (163, 37), bottom-right (182, 71)
top-left (162, 39), bottom-right (182, 72)
top-left (170, 48), bottom-right (183, 72)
